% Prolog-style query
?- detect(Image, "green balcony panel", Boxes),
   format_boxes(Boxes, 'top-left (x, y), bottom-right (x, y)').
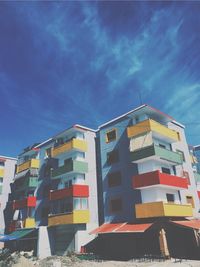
top-left (52, 160), bottom-right (88, 178)
top-left (131, 144), bottom-right (183, 165)
top-left (0, 185), bottom-right (2, 194)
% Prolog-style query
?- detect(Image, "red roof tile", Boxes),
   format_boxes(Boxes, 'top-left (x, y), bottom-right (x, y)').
top-left (171, 220), bottom-right (200, 229)
top-left (90, 223), bottom-right (152, 234)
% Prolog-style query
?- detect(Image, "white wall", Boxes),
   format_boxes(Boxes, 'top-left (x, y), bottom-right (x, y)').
top-left (141, 187), bottom-right (180, 204)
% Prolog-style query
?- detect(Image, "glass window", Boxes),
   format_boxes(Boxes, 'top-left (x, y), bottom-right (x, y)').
top-left (73, 198), bottom-right (81, 210)
top-left (107, 150), bottom-right (119, 165)
top-left (81, 198), bottom-right (88, 209)
top-left (0, 162), bottom-right (5, 167)
top-left (45, 148), bottom-right (52, 158)
top-left (166, 193), bottom-right (175, 203)
top-left (108, 171), bottom-right (121, 187)
top-left (161, 167), bottom-right (171, 174)
top-left (110, 198), bottom-right (122, 212)
top-left (106, 129), bottom-right (117, 143)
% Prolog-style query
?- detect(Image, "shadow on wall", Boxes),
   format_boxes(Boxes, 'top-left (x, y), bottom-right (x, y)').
top-left (101, 119), bottom-right (142, 223)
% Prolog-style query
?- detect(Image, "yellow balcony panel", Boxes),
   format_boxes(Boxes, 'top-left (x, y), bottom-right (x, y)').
top-left (23, 218), bottom-right (36, 228)
top-left (17, 159), bottom-right (40, 173)
top-left (52, 139), bottom-right (87, 157)
top-left (135, 201), bottom-right (193, 219)
top-left (48, 210), bottom-right (90, 226)
top-left (0, 169), bottom-right (4, 177)
top-left (127, 119), bottom-right (179, 143)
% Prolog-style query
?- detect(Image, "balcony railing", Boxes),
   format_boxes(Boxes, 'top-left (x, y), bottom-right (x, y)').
top-left (16, 159), bottom-right (40, 174)
top-left (127, 119), bottom-right (179, 142)
top-left (130, 144), bottom-right (183, 165)
top-left (48, 210), bottom-right (90, 226)
top-left (51, 159), bottom-right (88, 179)
top-left (133, 170), bottom-right (188, 189)
top-left (49, 185), bottom-right (89, 200)
top-left (13, 196), bottom-right (36, 210)
top-left (15, 177), bottom-right (38, 192)
top-left (135, 201), bottom-right (193, 219)
top-left (52, 139), bottom-right (87, 157)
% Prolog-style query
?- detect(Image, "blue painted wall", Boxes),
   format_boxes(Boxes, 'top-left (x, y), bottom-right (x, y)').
top-left (97, 116), bottom-right (141, 223)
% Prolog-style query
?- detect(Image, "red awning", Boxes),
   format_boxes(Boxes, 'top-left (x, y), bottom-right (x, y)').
top-left (90, 222), bottom-right (152, 235)
top-left (171, 220), bottom-right (200, 229)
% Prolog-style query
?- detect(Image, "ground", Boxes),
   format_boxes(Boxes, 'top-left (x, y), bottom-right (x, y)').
top-left (10, 257), bottom-right (200, 267)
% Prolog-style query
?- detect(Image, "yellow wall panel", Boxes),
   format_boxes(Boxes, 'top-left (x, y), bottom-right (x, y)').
top-left (0, 169), bottom-right (4, 177)
top-left (23, 218), bottom-right (36, 228)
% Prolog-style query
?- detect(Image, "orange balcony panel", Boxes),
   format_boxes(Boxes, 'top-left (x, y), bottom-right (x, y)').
top-left (133, 170), bottom-right (188, 189)
top-left (13, 196), bottom-right (36, 210)
top-left (49, 185), bottom-right (89, 201)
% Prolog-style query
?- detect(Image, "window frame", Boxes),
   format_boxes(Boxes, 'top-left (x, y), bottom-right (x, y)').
top-left (105, 129), bottom-right (117, 143)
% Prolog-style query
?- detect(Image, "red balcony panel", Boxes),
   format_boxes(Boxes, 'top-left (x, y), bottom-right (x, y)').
top-left (49, 185), bottom-right (89, 201)
top-left (133, 170), bottom-right (188, 189)
top-left (197, 191), bottom-right (200, 198)
top-left (13, 196), bottom-right (36, 210)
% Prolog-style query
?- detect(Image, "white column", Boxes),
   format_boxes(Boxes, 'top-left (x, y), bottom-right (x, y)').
top-left (37, 226), bottom-right (51, 259)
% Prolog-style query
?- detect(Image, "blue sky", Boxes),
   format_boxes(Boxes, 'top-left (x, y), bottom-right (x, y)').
top-left (1, 1), bottom-right (200, 157)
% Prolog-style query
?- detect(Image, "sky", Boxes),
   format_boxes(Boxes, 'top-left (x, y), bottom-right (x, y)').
top-left (1, 1), bottom-right (200, 157)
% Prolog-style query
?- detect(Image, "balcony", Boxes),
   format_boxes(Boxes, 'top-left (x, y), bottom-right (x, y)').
top-left (0, 169), bottom-right (4, 177)
top-left (133, 170), bottom-right (188, 189)
top-left (127, 119), bottom-right (179, 143)
top-left (16, 159), bottom-right (40, 174)
top-left (48, 210), bottom-right (90, 226)
top-left (135, 201), bottom-right (193, 219)
top-left (51, 159), bottom-right (88, 179)
top-left (52, 139), bottom-right (87, 157)
top-left (15, 177), bottom-right (38, 192)
top-left (130, 144), bottom-right (183, 165)
top-left (13, 196), bottom-right (36, 210)
top-left (49, 185), bottom-right (89, 200)
top-left (23, 218), bottom-right (36, 228)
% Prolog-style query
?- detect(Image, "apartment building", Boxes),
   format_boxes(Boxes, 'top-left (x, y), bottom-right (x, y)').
top-left (2, 104), bottom-right (200, 259)
top-left (0, 156), bottom-right (16, 238)
top-left (92, 104), bottom-right (200, 259)
top-left (4, 125), bottom-right (98, 257)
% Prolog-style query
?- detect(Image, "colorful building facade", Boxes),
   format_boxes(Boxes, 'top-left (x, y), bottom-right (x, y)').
top-left (5, 125), bottom-right (98, 257)
top-left (97, 105), bottom-right (199, 223)
top-left (2, 104), bottom-right (200, 259)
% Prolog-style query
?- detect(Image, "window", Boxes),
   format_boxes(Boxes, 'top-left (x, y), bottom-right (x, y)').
top-left (74, 198), bottom-right (81, 210)
top-left (81, 198), bottom-right (88, 209)
top-left (107, 150), bottom-right (119, 165)
top-left (159, 144), bottom-right (166, 149)
top-left (166, 193), bottom-right (175, 203)
top-left (106, 129), bottom-right (117, 143)
top-left (0, 178), bottom-right (3, 185)
top-left (162, 167), bottom-right (171, 174)
top-left (45, 148), bottom-right (52, 158)
top-left (0, 162), bottom-right (5, 167)
top-left (110, 198), bottom-right (122, 212)
top-left (176, 149), bottom-right (185, 162)
top-left (186, 196), bottom-right (195, 208)
top-left (27, 207), bottom-right (35, 218)
top-left (108, 171), bottom-right (121, 187)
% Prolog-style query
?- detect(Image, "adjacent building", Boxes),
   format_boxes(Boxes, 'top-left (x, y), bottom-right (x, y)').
top-left (0, 156), bottom-right (16, 247)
